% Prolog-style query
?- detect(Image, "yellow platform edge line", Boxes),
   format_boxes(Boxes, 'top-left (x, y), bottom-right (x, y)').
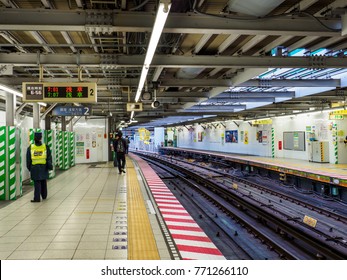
top-left (127, 165), bottom-right (160, 260)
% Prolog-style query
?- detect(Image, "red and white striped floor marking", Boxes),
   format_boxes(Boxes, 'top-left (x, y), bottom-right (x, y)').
top-left (132, 154), bottom-right (225, 260)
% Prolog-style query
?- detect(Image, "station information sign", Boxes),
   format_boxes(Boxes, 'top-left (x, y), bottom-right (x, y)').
top-left (22, 82), bottom-right (97, 103)
top-left (52, 106), bottom-right (90, 116)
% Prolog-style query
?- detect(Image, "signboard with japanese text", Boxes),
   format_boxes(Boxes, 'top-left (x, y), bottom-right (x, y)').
top-left (330, 109), bottom-right (347, 115)
top-left (329, 114), bottom-right (344, 120)
top-left (22, 82), bottom-right (97, 103)
top-left (52, 106), bottom-right (90, 116)
top-left (251, 119), bottom-right (272, 125)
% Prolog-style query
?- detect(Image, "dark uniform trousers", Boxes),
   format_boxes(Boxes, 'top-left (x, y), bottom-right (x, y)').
top-left (33, 177), bottom-right (48, 201)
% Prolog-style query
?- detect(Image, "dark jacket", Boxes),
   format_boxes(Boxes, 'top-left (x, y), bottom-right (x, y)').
top-left (26, 142), bottom-right (53, 180)
top-left (112, 138), bottom-right (128, 155)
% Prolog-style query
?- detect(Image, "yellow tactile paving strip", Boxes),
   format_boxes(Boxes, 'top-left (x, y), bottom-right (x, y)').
top-left (127, 160), bottom-right (160, 260)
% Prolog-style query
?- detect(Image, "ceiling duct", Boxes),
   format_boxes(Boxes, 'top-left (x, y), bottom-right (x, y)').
top-left (176, 68), bottom-right (204, 79)
top-left (228, 0), bottom-right (285, 17)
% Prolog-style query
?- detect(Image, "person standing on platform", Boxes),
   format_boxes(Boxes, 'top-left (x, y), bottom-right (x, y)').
top-left (125, 136), bottom-right (130, 154)
top-left (26, 132), bottom-right (53, 202)
top-left (111, 133), bottom-right (118, 168)
top-left (113, 131), bottom-right (127, 174)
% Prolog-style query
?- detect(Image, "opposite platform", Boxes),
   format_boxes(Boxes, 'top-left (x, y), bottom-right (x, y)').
top-left (161, 147), bottom-right (347, 188)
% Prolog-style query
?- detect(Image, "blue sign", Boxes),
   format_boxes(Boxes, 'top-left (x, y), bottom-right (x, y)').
top-left (52, 106), bottom-right (90, 116)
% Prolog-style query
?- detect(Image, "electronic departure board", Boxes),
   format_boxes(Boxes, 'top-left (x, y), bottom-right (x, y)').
top-left (22, 82), bottom-right (97, 103)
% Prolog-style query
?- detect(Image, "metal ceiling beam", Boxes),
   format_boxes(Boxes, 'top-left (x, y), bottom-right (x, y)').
top-left (203, 97), bottom-right (275, 103)
top-left (98, 91), bottom-right (210, 98)
top-left (0, 0), bottom-right (18, 8)
top-left (186, 105), bottom-right (247, 110)
top-left (2, 53), bottom-right (346, 69)
top-left (238, 79), bottom-right (341, 87)
top-left (217, 92), bottom-right (295, 98)
top-left (0, 10), bottom-right (341, 36)
top-left (0, 76), bottom-right (341, 89)
top-left (160, 79), bottom-right (341, 88)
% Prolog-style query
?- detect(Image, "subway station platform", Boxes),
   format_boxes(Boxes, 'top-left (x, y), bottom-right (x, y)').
top-left (0, 154), bottom-right (224, 260)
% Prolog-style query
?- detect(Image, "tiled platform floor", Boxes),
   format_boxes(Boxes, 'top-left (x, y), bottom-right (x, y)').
top-left (0, 161), bottom-right (170, 260)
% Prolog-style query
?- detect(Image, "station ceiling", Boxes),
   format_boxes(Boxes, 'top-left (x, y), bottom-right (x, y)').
top-left (0, 0), bottom-right (347, 128)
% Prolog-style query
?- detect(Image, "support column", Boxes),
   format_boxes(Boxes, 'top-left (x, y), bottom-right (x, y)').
top-left (45, 115), bottom-right (51, 130)
top-left (69, 117), bottom-right (73, 132)
top-left (33, 103), bottom-right (40, 129)
top-left (108, 117), bottom-right (113, 161)
top-left (271, 127), bottom-right (275, 158)
top-left (6, 93), bottom-right (15, 126)
top-left (61, 116), bottom-right (66, 131)
top-left (0, 126), bottom-right (6, 200)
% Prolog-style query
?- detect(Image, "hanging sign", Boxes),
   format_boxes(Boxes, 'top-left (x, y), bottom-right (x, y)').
top-left (252, 119), bottom-right (272, 125)
top-left (22, 82), bottom-right (97, 103)
top-left (330, 110), bottom-right (347, 115)
top-left (52, 106), bottom-right (90, 116)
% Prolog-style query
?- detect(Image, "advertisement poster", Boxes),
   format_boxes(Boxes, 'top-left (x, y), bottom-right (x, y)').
top-left (198, 132), bottom-right (203, 142)
top-left (244, 131), bottom-right (249, 144)
top-left (262, 130), bottom-right (268, 144)
top-left (257, 131), bottom-right (263, 143)
top-left (225, 130), bottom-right (238, 143)
top-left (293, 132), bottom-right (299, 149)
top-left (76, 142), bottom-right (84, 157)
top-left (85, 132), bottom-right (90, 148)
top-left (240, 131), bottom-right (244, 142)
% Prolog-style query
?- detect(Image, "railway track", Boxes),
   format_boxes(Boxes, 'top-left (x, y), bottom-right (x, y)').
top-left (136, 152), bottom-right (347, 260)
top-left (149, 163), bottom-right (278, 260)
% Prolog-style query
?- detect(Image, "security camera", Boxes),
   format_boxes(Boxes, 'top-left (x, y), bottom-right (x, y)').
top-left (151, 100), bottom-right (160, 108)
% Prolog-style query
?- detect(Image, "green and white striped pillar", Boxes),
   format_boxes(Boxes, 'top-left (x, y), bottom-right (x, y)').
top-left (7, 127), bottom-right (16, 200)
top-left (45, 130), bottom-right (55, 178)
top-left (70, 132), bottom-right (75, 167)
top-left (62, 131), bottom-right (70, 170)
top-left (15, 128), bottom-right (23, 197)
top-left (0, 126), bottom-right (6, 200)
top-left (333, 123), bottom-right (338, 164)
top-left (55, 130), bottom-right (59, 167)
top-left (271, 127), bottom-right (275, 158)
top-left (58, 131), bottom-right (63, 169)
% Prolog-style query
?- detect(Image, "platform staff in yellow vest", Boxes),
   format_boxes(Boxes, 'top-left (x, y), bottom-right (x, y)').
top-left (26, 132), bottom-right (53, 202)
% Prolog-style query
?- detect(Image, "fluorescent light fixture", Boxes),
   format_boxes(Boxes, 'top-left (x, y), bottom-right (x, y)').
top-left (130, 111), bottom-right (134, 119)
top-left (246, 117), bottom-right (271, 122)
top-left (135, 66), bottom-right (149, 102)
top-left (38, 102), bottom-right (47, 107)
top-left (135, 1), bottom-right (171, 102)
top-left (0, 84), bottom-right (23, 97)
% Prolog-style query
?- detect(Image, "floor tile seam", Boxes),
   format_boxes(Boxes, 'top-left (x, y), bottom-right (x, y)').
top-left (4, 165), bottom-right (114, 259)
top-left (0, 172), bottom-right (94, 257)
top-left (17, 166), bottom-right (105, 259)
top-left (32, 165), bottom-right (91, 199)
top-left (105, 170), bottom-right (126, 259)
top-left (72, 165), bottom-right (121, 259)
top-left (0, 165), bottom-right (91, 229)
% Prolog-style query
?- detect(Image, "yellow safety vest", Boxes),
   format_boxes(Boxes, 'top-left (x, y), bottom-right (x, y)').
top-left (31, 144), bottom-right (47, 165)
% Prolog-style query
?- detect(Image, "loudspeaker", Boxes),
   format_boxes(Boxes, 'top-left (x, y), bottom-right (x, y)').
top-left (151, 100), bottom-right (160, 108)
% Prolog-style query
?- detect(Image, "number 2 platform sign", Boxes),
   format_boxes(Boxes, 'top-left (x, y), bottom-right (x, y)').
top-left (22, 82), bottom-right (97, 103)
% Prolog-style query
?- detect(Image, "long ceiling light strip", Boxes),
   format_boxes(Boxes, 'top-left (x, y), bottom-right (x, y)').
top-left (0, 84), bottom-right (48, 107)
top-left (0, 84), bottom-right (23, 97)
top-left (134, 1), bottom-right (171, 102)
